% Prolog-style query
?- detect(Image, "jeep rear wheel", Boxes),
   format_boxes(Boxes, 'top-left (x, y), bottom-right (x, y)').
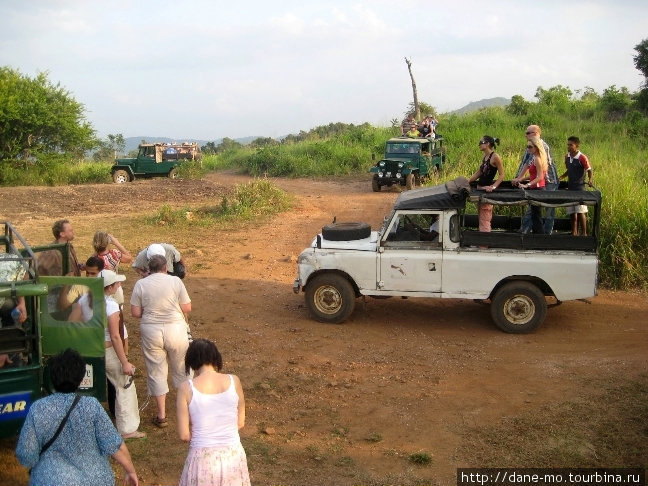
top-left (168, 168), bottom-right (178, 179)
top-left (372, 176), bottom-right (381, 192)
top-left (490, 281), bottom-right (547, 333)
top-left (322, 222), bottom-right (371, 241)
top-left (305, 273), bottom-right (356, 323)
top-left (405, 173), bottom-right (416, 190)
top-left (112, 170), bottom-right (130, 184)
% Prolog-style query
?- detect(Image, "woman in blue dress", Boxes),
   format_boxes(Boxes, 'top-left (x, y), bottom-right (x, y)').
top-left (16, 348), bottom-right (139, 486)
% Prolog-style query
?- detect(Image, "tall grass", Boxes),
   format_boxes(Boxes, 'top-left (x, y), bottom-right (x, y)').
top-left (0, 156), bottom-right (111, 185)
top-left (145, 178), bottom-right (292, 228)
top-left (217, 125), bottom-right (396, 176)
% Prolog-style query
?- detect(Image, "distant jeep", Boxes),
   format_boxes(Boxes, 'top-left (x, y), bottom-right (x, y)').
top-left (111, 142), bottom-right (202, 183)
top-left (370, 136), bottom-right (445, 192)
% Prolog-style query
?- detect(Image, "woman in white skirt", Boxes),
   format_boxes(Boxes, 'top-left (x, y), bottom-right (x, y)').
top-left (176, 339), bottom-right (250, 486)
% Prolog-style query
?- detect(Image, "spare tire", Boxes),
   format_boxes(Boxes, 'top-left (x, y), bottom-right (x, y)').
top-left (322, 222), bottom-right (371, 241)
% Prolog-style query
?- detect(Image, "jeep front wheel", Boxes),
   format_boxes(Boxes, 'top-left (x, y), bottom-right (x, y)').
top-left (490, 281), bottom-right (547, 333)
top-left (305, 273), bottom-right (356, 323)
top-left (168, 168), bottom-right (178, 179)
top-left (112, 170), bottom-right (130, 184)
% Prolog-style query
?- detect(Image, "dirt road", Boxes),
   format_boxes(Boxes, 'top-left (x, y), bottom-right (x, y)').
top-left (1, 173), bottom-right (647, 486)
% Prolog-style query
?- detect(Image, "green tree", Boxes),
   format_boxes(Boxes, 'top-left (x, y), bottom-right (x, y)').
top-left (600, 85), bottom-right (633, 118)
top-left (406, 101), bottom-right (437, 120)
top-left (215, 137), bottom-right (243, 154)
top-left (201, 141), bottom-right (219, 154)
top-left (506, 95), bottom-right (532, 115)
top-left (93, 133), bottom-right (125, 161)
top-left (0, 67), bottom-right (96, 161)
top-left (535, 85), bottom-right (573, 112)
top-left (633, 38), bottom-right (648, 83)
top-left (249, 137), bottom-right (278, 148)
top-left (633, 38), bottom-right (648, 112)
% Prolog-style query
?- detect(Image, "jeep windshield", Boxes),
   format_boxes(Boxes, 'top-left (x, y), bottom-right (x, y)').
top-left (386, 143), bottom-right (421, 155)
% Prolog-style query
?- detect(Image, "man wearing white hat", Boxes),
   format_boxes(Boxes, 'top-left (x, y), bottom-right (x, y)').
top-left (131, 243), bottom-right (185, 278)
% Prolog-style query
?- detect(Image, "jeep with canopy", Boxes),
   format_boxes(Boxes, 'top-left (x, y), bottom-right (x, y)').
top-left (293, 178), bottom-right (601, 333)
top-left (111, 142), bottom-right (202, 183)
top-left (370, 136), bottom-right (445, 191)
top-left (0, 222), bottom-right (106, 437)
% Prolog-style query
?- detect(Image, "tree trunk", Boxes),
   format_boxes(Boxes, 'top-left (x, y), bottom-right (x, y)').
top-left (405, 57), bottom-right (420, 120)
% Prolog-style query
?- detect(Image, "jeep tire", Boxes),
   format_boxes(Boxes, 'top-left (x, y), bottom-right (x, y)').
top-left (322, 222), bottom-right (371, 241)
top-left (305, 273), bottom-right (356, 323)
top-left (112, 169), bottom-right (130, 184)
top-left (490, 281), bottom-right (547, 333)
top-left (168, 168), bottom-right (178, 179)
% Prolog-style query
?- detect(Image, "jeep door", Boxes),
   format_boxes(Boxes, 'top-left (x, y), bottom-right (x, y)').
top-left (378, 211), bottom-right (443, 293)
top-left (39, 276), bottom-right (107, 401)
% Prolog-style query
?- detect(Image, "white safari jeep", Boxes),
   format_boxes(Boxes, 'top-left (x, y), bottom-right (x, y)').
top-left (293, 178), bottom-right (602, 333)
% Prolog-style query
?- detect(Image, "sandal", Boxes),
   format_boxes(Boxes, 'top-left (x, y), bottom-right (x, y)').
top-left (152, 416), bottom-right (168, 428)
top-left (122, 430), bottom-right (147, 440)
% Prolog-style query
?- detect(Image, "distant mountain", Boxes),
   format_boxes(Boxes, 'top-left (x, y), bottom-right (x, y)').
top-left (123, 136), bottom-right (259, 153)
top-left (449, 97), bottom-right (510, 115)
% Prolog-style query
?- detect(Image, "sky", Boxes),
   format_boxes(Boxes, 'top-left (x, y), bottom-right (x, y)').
top-left (1, 0), bottom-right (646, 141)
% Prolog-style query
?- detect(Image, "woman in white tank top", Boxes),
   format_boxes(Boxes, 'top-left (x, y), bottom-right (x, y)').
top-left (176, 339), bottom-right (250, 486)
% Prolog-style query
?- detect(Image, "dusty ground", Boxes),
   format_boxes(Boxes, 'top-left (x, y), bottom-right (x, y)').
top-left (1, 173), bottom-right (647, 486)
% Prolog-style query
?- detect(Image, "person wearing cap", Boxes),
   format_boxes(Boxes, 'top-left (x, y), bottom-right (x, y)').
top-left (130, 254), bottom-right (192, 428)
top-left (100, 269), bottom-right (145, 440)
top-left (131, 243), bottom-right (185, 278)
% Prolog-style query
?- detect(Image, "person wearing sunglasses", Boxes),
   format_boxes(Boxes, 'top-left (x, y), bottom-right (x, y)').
top-left (468, 135), bottom-right (505, 232)
top-left (512, 137), bottom-right (548, 234)
top-left (514, 125), bottom-right (556, 233)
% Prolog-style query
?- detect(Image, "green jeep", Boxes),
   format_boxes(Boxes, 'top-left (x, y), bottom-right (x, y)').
top-left (1, 222), bottom-right (106, 438)
top-left (111, 142), bottom-right (202, 183)
top-left (370, 136), bottom-right (445, 191)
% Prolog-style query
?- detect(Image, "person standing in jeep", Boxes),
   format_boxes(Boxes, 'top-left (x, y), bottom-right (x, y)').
top-left (560, 136), bottom-right (593, 236)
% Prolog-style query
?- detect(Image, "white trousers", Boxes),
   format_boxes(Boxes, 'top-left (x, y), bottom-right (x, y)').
top-left (105, 346), bottom-right (141, 435)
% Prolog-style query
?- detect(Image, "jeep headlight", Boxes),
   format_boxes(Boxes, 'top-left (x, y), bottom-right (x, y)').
top-left (379, 161), bottom-right (385, 167)
top-left (398, 162), bottom-right (404, 168)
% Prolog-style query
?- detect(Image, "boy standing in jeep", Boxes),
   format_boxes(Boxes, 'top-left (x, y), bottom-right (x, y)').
top-left (560, 136), bottom-right (593, 236)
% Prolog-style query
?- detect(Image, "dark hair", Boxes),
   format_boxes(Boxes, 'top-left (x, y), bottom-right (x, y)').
top-left (148, 254), bottom-right (167, 273)
top-left (185, 338), bottom-right (223, 375)
top-left (52, 219), bottom-right (70, 239)
top-left (567, 136), bottom-right (580, 144)
top-left (85, 256), bottom-right (104, 270)
top-left (49, 348), bottom-right (86, 393)
top-left (482, 135), bottom-right (499, 148)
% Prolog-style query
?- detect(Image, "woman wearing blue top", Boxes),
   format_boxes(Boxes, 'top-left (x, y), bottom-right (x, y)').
top-left (16, 348), bottom-right (139, 486)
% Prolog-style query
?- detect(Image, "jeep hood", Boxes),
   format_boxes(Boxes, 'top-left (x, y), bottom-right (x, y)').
top-left (310, 231), bottom-right (379, 251)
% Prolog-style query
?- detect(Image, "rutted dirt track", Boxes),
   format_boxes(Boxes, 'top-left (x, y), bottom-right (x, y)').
top-left (1, 173), bottom-right (647, 486)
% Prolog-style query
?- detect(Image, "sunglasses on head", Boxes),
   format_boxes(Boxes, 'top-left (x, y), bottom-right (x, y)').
top-left (479, 140), bottom-right (487, 145)
top-left (525, 131), bottom-right (535, 135)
